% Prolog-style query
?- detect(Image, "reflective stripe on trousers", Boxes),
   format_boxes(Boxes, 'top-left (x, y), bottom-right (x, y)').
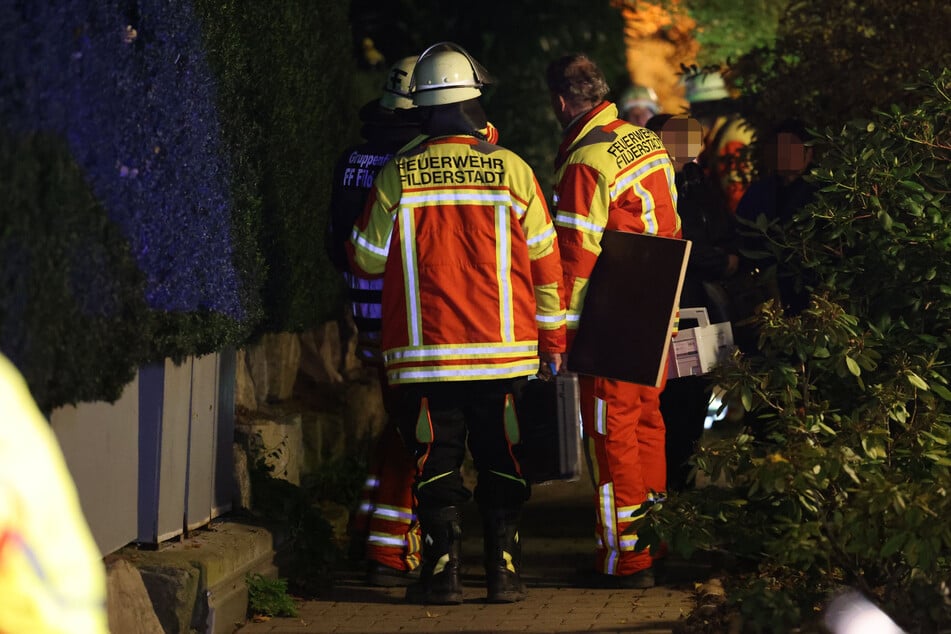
top-left (581, 372), bottom-right (667, 576)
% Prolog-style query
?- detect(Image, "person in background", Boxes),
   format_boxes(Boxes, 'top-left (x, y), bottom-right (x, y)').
top-left (326, 55), bottom-right (424, 587)
top-left (618, 83), bottom-right (661, 127)
top-left (646, 114), bottom-right (740, 492)
top-left (683, 69), bottom-right (755, 214)
top-left (545, 53), bottom-right (681, 589)
top-left (0, 352), bottom-right (108, 633)
top-left (349, 42), bottom-right (566, 605)
top-left (735, 118), bottom-right (818, 318)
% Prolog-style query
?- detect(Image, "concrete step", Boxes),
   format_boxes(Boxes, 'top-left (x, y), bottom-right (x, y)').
top-left (111, 517), bottom-right (289, 634)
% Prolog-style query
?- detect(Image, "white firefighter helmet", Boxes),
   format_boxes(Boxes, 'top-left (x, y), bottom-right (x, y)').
top-left (409, 42), bottom-right (492, 107)
top-left (682, 70), bottom-right (731, 103)
top-left (619, 84), bottom-right (660, 115)
top-left (379, 56), bottom-right (417, 111)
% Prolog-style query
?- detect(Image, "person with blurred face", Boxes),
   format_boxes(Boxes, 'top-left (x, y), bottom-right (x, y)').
top-left (763, 128), bottom-right (813, 184)
top-left (736, 119), bottom-right (817, 316)
top-left (647, 114), bottom-right (740, 492)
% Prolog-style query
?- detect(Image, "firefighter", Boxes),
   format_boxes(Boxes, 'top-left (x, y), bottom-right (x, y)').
top-left (618, 83), bottom-right (661, 127)
top-left (545, 53), bottom-right (681, 589)
top-left (682, 69), bottom-right (755, 214)
top-left (349, 42), bottom-right (566, 605)
top-left (0, 352), bottom-right (108, 634)
top-left (327, 55), bottom-right (424, 587)
top-left (330, 56), bottom-right (502, 588)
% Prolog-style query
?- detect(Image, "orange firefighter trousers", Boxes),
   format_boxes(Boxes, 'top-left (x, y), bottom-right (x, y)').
top-left (580, 373), bottom-right (667, 576)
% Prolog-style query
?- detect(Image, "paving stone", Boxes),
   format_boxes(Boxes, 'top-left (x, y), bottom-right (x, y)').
top-left (233, 468), bottom-right (700, 633)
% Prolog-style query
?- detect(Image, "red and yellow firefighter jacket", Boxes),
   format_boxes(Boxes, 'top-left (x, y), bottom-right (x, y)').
top-left (701, 114), bottom-right (754, 213)
top-left (349, 134), bottom-right (566, 385)
top-left (552, 101), bottom-right (681, 347)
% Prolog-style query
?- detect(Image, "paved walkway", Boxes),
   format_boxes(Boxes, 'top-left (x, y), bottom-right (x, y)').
top-left (236, 467), bottom-right (700, 633)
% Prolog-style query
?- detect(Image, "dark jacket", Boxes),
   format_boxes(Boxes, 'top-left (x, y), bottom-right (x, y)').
top-left (326, 107), bottom-right (421, 361)
top-left (735, 174), bottom-right (818, 315)
top-left (327, 111), bottom-right (421, 272)
top-left (675, 162), bottom-right (740, 324)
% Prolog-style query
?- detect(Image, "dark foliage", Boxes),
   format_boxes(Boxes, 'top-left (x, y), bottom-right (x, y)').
top-left (732, 0), bottom-right (951, 139)
top-left (351, 0), bottom-right (628, 193)
top-left (660, 70), bottom-right (951, 633)
top-left (0, 1), bottom-right (357, 408)
top-left (0, 132), bottom-right (149, 412)
top-left (195, 1), bottom-right (355, 335)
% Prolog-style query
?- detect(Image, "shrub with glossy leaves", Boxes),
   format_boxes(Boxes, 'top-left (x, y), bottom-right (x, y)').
top-left (658, 70), bottom-right (951, 632)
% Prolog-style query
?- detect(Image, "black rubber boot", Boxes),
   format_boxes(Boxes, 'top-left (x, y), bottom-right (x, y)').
top-left (482, 508), bottom-right (526, 603)
top-left (405, 506), bottom-right (463, 605)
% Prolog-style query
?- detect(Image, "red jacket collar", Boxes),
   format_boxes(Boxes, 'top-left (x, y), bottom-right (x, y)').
top-left (555, 101), bottom-right (612, 170)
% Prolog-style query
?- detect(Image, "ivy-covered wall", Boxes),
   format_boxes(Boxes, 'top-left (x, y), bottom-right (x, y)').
top-left (0, 132), bottom-right (150, 411)
top-left (195, 0), bottom-right (355, 334)
top-left (0, 1), bottom-right (356, 412)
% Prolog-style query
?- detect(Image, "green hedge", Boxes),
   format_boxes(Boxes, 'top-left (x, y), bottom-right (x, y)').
top-left (195, 0), bottom-right (357, 334)
top-left (0, 1), bottom-right (358, 411)
top-left (0, 132), bottom-right (150, 411)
